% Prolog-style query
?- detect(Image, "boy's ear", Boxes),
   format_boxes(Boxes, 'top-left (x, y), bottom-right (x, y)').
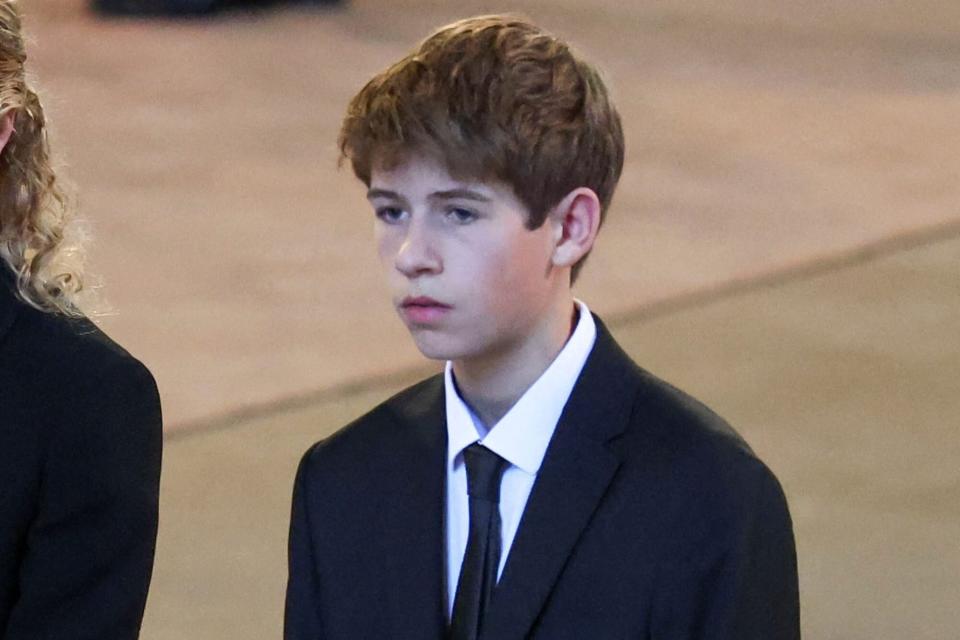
top-left (0, 112), bottom-right (14, 154)
top-left (549, 187), bottom-right (602, 271)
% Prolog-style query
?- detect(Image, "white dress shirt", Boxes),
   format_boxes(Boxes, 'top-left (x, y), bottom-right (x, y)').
top-left (444, 300), bottom-right (597, 618)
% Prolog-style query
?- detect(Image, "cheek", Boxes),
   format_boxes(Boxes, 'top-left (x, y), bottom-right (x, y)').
top-left (374, 228), bottom-right (397, 265)
top-left (507, 232), bottom-right (552, 281)
top-left (476, 235), bottom-right (551, 307)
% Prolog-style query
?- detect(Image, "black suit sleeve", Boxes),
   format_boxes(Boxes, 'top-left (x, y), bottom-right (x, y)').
top-left (651, 461), bottom-right (800, 640)
top-left (285, 448), bottom-right (325, 639)
top-left (3, 358), bottom-right (162, 640)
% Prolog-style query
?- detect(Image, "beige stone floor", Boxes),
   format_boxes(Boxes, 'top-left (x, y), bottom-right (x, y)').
top-left (144, 232), bottom-right (960, 639)
top-left (23, 0), bottom-right (960, 428)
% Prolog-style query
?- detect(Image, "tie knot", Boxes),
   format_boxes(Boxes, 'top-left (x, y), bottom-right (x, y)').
top-left (462, 443), bottom-right (508, 503)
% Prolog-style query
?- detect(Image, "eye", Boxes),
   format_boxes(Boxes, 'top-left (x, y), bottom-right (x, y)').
top-left (446, 207), bottom-right (478, 224)
top-left (375, 206), bottom-right (406, 224)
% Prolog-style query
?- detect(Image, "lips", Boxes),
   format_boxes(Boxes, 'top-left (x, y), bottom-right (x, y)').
top-left (399, 296), bottom-right (452, 324)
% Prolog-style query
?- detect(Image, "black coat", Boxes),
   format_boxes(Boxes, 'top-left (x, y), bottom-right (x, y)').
top-left (0, 271), bottom-right (162, 639)
top-left (285, 316), bottom-right (800, 639)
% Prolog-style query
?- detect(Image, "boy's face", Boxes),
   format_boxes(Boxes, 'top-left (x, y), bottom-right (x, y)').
top-left (368, 154), bottom-right (565, 364)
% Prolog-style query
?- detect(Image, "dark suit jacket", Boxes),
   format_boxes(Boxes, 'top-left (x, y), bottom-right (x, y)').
top-left (286, 316), bottom-right (799, 639)
top-left (0, 271), bottom-right (162, 639)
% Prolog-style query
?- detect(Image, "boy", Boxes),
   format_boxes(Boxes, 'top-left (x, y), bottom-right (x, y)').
top-left (286, 14), bottom-right (799, 640)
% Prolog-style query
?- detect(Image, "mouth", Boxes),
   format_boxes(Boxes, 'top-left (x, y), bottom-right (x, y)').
top-left (399, 296), bottom-right (452, 324)
top-left (401, 296), bottom-right (450, 308)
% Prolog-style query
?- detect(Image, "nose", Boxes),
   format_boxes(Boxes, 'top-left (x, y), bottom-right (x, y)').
top-left (395, 217), bottom-right (441, 278)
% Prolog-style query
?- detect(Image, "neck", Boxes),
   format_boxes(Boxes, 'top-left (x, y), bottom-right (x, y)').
top-left (452, 297), bottom-right (578, 428)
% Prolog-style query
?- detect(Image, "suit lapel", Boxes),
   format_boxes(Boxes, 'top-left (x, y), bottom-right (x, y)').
top-left (376, 376), bottom-right (449, 638)
top-left (481, 317), bottom-right (640, 640)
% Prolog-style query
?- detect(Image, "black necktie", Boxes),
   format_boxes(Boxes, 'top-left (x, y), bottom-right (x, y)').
top-left (449, 444), bottom-right (509, 640)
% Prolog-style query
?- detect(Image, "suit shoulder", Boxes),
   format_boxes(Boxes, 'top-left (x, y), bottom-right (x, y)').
top-left (299, 374), bottom-right (443, 475)
top-left (608, 367), bottom-right (793, 553)
top-left (636, 367), bottom-right (752, 452)
top-left (625, 365), bottom-right (783, 500)
top-left (8, 302), bottom-right (154, 385)
top-left (3, 302), bottom-right (160, 437)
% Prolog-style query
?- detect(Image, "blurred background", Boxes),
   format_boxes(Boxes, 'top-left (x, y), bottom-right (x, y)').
top-left (23, 0), bottom-right (959, 637)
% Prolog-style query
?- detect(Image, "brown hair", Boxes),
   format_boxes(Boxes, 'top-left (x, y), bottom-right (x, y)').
top-left (0, 0), bottom-right (80, 315)
top-left (339, 14), bottom-right (625, 280)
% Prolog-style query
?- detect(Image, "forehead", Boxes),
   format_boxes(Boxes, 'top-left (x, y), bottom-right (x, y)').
top-left (368, 154), bottom-right (522, 208)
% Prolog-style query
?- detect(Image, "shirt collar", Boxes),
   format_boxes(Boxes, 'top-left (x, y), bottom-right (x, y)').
top-left (444, 300), bottom-right (597, 475)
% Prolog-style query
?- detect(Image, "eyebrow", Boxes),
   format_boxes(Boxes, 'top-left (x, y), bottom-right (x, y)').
top-left (366, 188), bottom-right (402, 201)
top-left (430, 188), bottom-right (492, 203)
top-left (366, 188), bottom-right (492, 203)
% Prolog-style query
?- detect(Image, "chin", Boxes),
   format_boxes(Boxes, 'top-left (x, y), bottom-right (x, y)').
top-left (409, 331), bottom-right (477, 363)
top-left (411, 339), bottom-right (459, 362)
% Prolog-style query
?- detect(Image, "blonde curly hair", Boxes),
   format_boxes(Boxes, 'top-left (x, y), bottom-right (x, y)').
top-left (0, 0), bottom-right (81, 316)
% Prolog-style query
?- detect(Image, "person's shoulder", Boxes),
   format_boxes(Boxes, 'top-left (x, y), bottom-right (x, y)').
top-left (299, 373), bottom-right (444, 474)
top-left (0, 290), bottom-right (161, 480)
top-left (623, 363), bottom-right (786, 513)
top-left (633, 365), bottom-right (753, 456)
top-left (4, 297), bottom-right (159, 418)
top-left (587, 318), bottom-right (760, 475)
top-left (11, 298), bottom-right (150, 379)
